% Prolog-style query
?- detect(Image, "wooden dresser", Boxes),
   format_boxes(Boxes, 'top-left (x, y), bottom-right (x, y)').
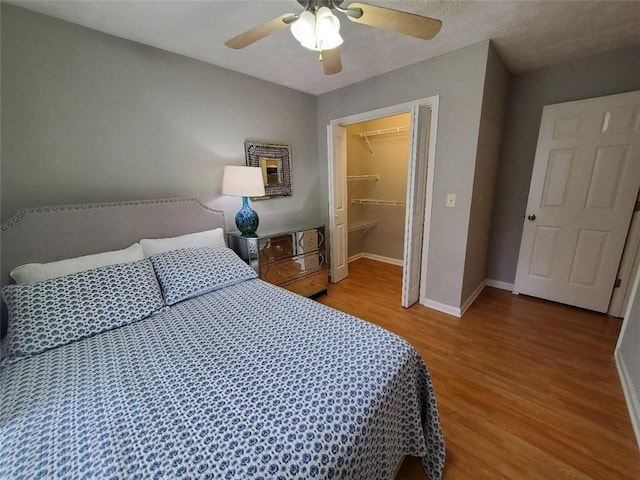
top-left (228, 224), bottom-right (327, 297)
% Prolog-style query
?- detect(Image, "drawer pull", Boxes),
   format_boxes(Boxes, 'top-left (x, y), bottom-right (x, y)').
top-left (275, 245), bottom-right (283, 252)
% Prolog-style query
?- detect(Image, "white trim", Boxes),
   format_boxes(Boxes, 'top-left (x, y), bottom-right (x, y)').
top-left (327, 124), bottom-right (349, 283)
top-left (615, 262), bottom-right (640, 449)
top-left (485, 279), bottom-right (514, 291)
top-left (419, 98), bottom-right (439, 306)
top-left (402, 104), bottom-right (431, 308)
top-left (460, 281), bottom-right (486, 316)
top-left (422, 299), bottom-right (461, 317)
top-left (327, 95), bottom-right (439, 307)
top-left (609, 208), bottom-right (640, 317)
top-left (615, 259), bottom-right (640, 353)
top-left (329, 97), bottom-right (435, 126)
top-left (615, 351), bottom-right (640, 450)
top-left (348, 253), bottom-right (364, 263)
top-left (362, 253), bottom-right (403, 266)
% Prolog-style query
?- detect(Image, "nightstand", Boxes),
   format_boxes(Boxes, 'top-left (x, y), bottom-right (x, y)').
top-left (228, 224), bottom-right (327, 297)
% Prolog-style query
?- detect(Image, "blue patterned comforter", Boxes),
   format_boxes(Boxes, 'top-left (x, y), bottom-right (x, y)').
top-left (1, 279), bottom-right (445, 479)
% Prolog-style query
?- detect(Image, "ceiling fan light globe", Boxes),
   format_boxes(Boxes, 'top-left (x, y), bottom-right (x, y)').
top-left (299, 38), bottom-right (319, 50)
top-left (316, 7), bottom-right (337, 23)
top-left (291, 6), bottom-right (343, 52)
top-left (315, 7), bottom-right (342, 51)
top-left (290, 10), bottom-right (315, 45)
top-left (319, 32), bottom-right (343, 50)
top-left (316, 13), bottom-right (340, 36)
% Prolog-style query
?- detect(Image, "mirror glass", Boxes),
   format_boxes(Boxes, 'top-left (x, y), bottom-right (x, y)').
top-left (259, 157), bottom-right (283, 187)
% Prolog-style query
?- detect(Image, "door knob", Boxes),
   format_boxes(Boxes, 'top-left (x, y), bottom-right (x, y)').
top-left (527, 214), bottom-right (536, 221)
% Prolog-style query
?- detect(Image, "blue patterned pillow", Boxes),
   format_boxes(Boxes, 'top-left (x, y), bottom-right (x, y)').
top-left (150, 247), bottom-right (258, 305)
top-left (2, 260), bottom-right (165, 361)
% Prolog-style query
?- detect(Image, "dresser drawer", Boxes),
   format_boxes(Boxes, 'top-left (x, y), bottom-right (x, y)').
top-left (281, 270), bottom-right (327, 297)
top-left (258, 234), bottom-right (294, 263)
top-left (295, 228), bottom-right (324, 255)
top-left (260, 252), bottom-right (325, 285)
top-left (228, 224), bottom-right (326, 299)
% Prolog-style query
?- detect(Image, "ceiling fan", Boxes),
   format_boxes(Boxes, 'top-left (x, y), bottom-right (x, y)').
top-left (225, 0), bottom-right (442, 76)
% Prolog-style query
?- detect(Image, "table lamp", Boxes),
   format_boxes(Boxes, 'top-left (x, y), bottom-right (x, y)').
top-left (222, 165), bottom-right (266, 236)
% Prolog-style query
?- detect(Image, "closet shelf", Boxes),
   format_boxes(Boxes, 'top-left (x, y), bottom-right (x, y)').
top-left (351, 198), bottom-right (406, 207)
top-left (347, 174), bottom-right (380, 182)
top-left (358, 125), bottom-right (409, 138)
top-left (348, 220), bottom-right (378, 237)
top-left (357, 125), bottom-right (409, 155)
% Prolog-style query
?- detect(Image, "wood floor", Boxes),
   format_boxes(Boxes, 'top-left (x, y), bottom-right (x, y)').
top-left (318, 258), bottom-right (640, 480)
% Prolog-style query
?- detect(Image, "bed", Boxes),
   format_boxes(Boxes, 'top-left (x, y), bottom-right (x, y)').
top-left (0, 198), bottom-right (445, 480)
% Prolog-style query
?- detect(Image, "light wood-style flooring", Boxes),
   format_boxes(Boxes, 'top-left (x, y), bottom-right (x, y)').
top-left (318, 258), bottom-right (640, 479)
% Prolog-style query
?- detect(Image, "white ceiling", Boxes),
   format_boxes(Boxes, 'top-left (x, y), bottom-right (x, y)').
top-left (10, 0), bottom-right (640, 95)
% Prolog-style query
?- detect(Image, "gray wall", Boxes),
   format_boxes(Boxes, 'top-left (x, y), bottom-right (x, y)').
top-left (461, 42), bottom-right (510, 302)
top-left (317, 41), bottom-right (490, 309)
top-left (1, 5), bottom-right (321, 229)
top-left (486, 44), bottom-right (640, 284)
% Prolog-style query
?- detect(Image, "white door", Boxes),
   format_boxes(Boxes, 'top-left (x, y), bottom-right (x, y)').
top-left (328, 124), bottom-right (348, 283)
top-left (401, 105), bottom-right (431, 307)
top-left (514, 90), bottom-right (640, 312)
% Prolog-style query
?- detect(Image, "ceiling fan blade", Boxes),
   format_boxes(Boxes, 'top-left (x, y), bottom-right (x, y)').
top-left (321, 48), bottom-right (342, 75)
top-left (345, 2), bottom-right (442, 40)
top-left (225, 13), bottom-right (296, 49)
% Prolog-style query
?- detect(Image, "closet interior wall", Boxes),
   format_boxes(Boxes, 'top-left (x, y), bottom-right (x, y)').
top-left (345, 113), bottom-right (411, 263)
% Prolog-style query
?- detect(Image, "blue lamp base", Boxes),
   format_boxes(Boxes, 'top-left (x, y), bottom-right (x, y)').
top-left (235, 196), bottom-right (259, 237)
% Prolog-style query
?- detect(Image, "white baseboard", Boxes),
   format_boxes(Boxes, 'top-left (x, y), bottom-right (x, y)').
top-left (460, 281), bottom-right (485, 316)
top-left (485, 278), bottom-right (514, 291)
top-left (615, 350), bottom-right (640, 450)
top-left (349, 252), bottom-right (403, 266)
top-left (422, 281), bottom-right (485, 318)
top-left (422, 299), bottom-right (461, 317)
top-left (362, 253), bottom-right (403, 266)
top-left (348, 253), bottom-right (364, 263)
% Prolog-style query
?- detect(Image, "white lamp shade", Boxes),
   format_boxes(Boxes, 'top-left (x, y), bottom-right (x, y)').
top-left (222, 166), bottom-right (266, 197)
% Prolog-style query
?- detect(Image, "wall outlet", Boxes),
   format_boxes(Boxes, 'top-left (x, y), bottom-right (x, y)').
top-left (446, 193), bottom-right (456, 208)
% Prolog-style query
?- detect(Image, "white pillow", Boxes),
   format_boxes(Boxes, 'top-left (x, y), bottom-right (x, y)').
top-left (10, 243), bottom-right (145, 284)
top-left (140, 228), bottom-right (226, 258)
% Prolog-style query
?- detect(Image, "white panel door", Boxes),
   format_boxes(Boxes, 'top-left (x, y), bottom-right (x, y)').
top-left (328, 124), bottom-right (348, 283)
top-left (514, 90), bottom-right (640, 312)
top-left (401, 105), bottom-right (431, 307)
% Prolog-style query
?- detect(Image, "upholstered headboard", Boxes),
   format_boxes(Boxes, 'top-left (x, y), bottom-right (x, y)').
top-left (0, 198), bottom-right (225, 337)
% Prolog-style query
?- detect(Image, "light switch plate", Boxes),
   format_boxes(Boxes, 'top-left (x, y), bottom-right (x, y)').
top-left (446, 193), bottom-right (456, 208)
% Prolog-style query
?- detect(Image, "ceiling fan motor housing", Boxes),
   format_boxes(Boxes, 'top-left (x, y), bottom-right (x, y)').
top-left (296, 0), bottom-right (346, 11)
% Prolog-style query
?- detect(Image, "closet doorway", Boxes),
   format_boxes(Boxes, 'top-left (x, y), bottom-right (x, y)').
top-left (345, 113), bottom-right (410, 265)
top-left (327, 97), bottom-right (438, 308)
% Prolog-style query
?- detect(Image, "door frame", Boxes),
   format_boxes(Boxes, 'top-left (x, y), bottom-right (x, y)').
top-left (609, 194), bottom-right (640, 317)
top-left (327, 96), bottom-right (439, 304)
